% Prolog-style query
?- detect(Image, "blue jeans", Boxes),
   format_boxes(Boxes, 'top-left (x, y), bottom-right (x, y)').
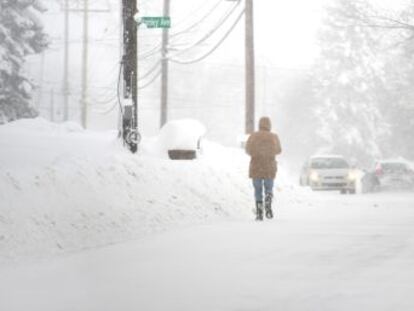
top-left (252, 179), bottom-right (274, 202)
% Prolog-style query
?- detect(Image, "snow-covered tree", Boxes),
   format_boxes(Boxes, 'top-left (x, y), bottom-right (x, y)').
top-left (312, 0), bottom-right (390, 165)
top-left (0, 0), bottom-right (47, 124)
top-left (370, 2), bottom-right (414, 160)
top-left (313, 0), bottom-right (414, 163)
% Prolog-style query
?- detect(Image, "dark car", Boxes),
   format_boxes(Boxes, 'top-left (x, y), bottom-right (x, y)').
top-left (362, 160), bottom-right (414, 192)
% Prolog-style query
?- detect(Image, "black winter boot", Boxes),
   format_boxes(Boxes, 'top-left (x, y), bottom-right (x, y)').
top-left (265, 193), bottom-right (273, 219)
top-left (255, 201), bottom-right (264, 221)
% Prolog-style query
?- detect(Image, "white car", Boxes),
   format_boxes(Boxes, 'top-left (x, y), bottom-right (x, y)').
top-left (300, 155), bottom-right (357, 194)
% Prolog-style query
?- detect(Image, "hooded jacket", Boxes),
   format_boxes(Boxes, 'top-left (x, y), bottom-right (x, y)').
top-left (245, 117), bottom-right (282, 179)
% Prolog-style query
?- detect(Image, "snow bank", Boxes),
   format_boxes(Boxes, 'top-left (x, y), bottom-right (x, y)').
top-left (0, 118), bottom-right (303, 263)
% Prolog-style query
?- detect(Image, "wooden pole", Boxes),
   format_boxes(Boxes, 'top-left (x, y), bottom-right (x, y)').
top-left (245, 0), bottom-right (255, 134)
top-left (160, 0), bottom-right (170, 128)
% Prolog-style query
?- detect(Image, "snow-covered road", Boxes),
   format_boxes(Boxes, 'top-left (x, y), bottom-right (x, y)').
top-left (2, 191), bottom-right (414, 311)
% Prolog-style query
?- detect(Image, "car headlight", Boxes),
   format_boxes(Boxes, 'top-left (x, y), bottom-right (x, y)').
top-left (347, 170), bottom-right (358, 181)
top-left (310, 171), bottom-right (319, 182)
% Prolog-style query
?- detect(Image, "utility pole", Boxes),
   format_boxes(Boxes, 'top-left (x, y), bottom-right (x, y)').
top-left (80, 0), bottom-right (89, 128)
top-left (160, 0), bottom-right (170, 128)
top-left (63, 0), bottom-right (69, 121)
top-left (36, 51), bottom-right (45, 110)
top-left (50, 88), bottom-right (55, 122)
top-left (245, 0), bottom-right (255, 134)
top-left (121, 0), bottom-right (139, 153)
top-left (65, 2), bottom-right (110, 127)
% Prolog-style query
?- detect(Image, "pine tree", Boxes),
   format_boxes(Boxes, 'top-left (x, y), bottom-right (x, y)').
top-left (0, 0), bottom-right (47, 124)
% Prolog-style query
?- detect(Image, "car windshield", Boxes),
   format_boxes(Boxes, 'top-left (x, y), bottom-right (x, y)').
top-left (311, 158), bottom-right (349, 169)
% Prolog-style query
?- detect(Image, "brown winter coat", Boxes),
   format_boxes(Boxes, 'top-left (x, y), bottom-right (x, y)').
top-left (245, 117), bottom-right (282, 179)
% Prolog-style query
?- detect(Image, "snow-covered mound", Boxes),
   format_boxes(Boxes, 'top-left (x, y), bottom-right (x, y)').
top-left (142, 119), bottom-right (206, 158)
top-left (0, 118), bottom-right (300, 263)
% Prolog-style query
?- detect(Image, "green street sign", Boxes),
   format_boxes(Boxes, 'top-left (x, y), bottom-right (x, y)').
top-left (137, 16), bottom-right (171, 28)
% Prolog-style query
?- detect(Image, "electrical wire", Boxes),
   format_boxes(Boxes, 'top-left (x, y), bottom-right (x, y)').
top-left (171, 0), bottom-right (219, 29)
top-left (138, 0), bottom-right (227, 60)
top-left (116, 58), bottom-right (124, 115)
top-left (168, 8), bottom-right (245, 65)
top-left (89, 93), bottom-right (118, 106)
top-left (168, 0), bottom-right (241, 53)
top-left (93, 99), bottom-right (118, 114)
top-left (138, 61), bottom-right (161, 80)
top-left (138, 45), bottom-right (162, 60)
top-left (170, 0), bottom-right (224, 38)
top-left (138, 69), bottom-right (161, 89)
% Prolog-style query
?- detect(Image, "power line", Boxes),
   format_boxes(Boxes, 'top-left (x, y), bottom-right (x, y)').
top-left (168, 0), bottom-right (241, 53)
top-left (91, 96), bottom-right (119, 114)
top-left (168, 8), bottom-right (245, 65)
top-left (138, 44), bottom-right (162, 60)
top-left (138, 69), bottom-right (162, 89)
top-left (169, 0), bottom-right (224, 39)
top-left (137, 0), bottom-right (229, 61)
top-left (139, 61), bottom-right (161, 80)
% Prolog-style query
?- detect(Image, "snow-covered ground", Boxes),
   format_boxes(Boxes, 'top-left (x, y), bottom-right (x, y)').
top-left (1, 118), bottom-right (414, 310)
top-left (0, 118), bottom-right (300, 263)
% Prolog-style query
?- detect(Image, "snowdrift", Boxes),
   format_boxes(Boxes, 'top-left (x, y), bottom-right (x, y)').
top-left (0, 118), bottom-right (300, 263)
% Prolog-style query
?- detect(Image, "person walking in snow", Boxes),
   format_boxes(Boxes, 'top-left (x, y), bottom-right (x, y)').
top-left (245, 117), bottom-right (282, 221)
